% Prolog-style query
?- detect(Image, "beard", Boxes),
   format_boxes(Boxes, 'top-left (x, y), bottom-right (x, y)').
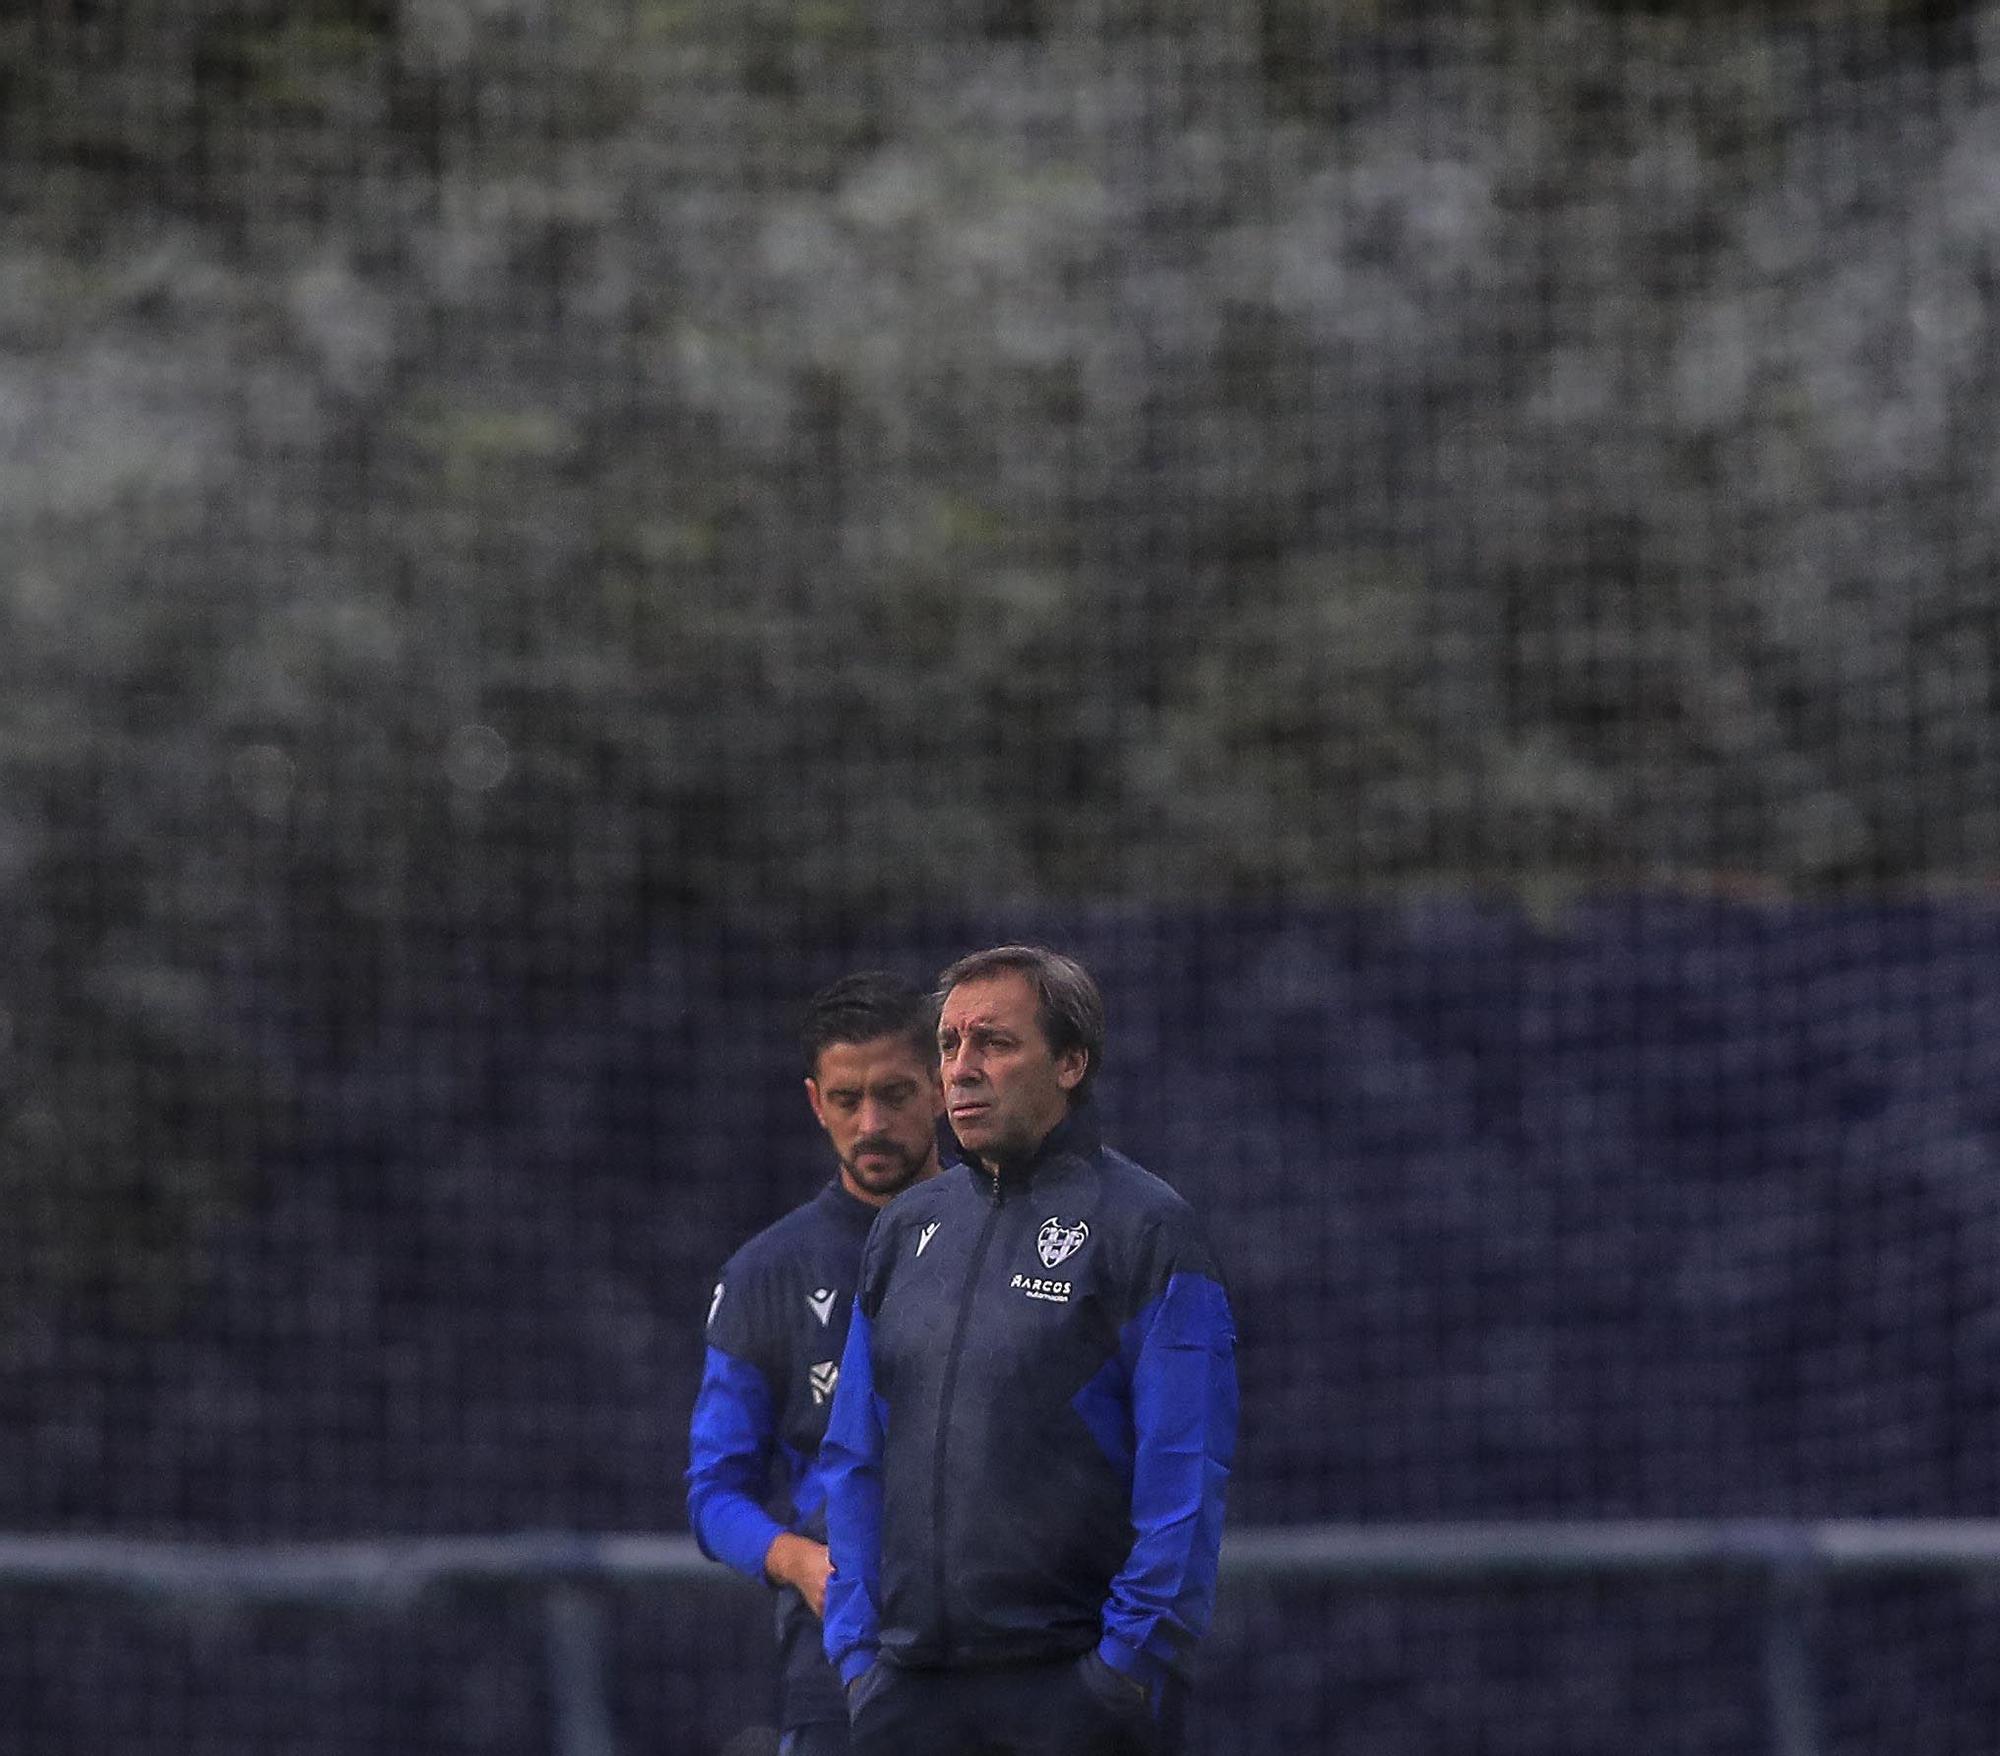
top-left (841, 1137), bottom-right (929, 1198)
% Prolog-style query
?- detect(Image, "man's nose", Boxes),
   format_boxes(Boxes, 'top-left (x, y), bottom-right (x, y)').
top-left (943, 1043), bottom-right (982, 1084)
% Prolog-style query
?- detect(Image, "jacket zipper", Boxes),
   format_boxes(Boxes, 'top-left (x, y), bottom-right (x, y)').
top-left (930, 1182), bottom-right (1004, 1658)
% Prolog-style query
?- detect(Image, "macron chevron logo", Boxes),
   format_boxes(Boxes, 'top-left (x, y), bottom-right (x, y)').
top-left (916, 1221), bottom-right (939, 1257)
top-left (809, 1361), bottom-right (839, 1406)
top-left (807, 1288), bottom-right (836, 1326)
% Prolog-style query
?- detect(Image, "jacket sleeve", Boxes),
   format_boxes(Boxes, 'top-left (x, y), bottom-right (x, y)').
top-left (1097, 1231), bottom-right (1238, 1690)
top-left (820, 1297), bottom-right (885, 1684)
top-left (685, 1263), bottom-right (787, 1582)
top-left (685, 1343), bottom-right (786, 1579)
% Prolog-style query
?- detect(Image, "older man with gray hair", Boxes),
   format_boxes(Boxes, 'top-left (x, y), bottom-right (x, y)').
top-left (823, 944), bottom-right (1238, 1756)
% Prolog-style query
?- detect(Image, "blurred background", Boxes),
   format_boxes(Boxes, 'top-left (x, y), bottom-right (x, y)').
top-left (6, 0), bottom-right (2000, 1750)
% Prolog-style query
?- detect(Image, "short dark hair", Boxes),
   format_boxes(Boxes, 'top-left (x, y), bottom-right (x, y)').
top-left (934, 944), bottom-right (1105, 1107)
top-left (800, 971), bottom-right (937, 1078)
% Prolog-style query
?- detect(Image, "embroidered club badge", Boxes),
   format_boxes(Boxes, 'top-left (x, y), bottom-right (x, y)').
top-left (1037, 1217), bottom-right (1089, 1269)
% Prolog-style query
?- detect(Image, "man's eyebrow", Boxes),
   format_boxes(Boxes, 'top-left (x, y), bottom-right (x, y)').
top-left (943, 1016), bottom-right (1019, 1042)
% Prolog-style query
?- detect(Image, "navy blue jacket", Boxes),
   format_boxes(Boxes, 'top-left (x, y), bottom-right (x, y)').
top-left (686, 1180), bottom-right (877, 1728)
top-left (821, 1108), bottom-right (1237, 1697)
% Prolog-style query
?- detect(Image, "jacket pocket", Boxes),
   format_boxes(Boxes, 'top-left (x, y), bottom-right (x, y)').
top-left (1074, 1650), bottom-right (1151, 1725)
top-left (847, 1659), bottom-right (897, 1724)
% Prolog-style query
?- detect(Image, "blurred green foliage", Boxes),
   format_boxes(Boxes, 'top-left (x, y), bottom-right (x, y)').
top-left (3, 0), bottom-right (1995, 1317)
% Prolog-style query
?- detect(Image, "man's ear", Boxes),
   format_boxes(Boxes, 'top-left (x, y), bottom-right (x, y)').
top-left (804, 1076), bottom-right (829, 1131)
top-left (1055, 1047), bottom-right (1088, 1094)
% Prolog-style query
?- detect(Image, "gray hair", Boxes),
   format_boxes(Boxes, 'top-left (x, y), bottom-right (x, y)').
top-left (934, 944), bottom-right (1105, 1108)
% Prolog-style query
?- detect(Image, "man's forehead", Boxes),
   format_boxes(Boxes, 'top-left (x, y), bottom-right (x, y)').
top-left (813, 1033), bottom-right (931, 1082)
top-left (940, 970), bottom-right (1039, 1028)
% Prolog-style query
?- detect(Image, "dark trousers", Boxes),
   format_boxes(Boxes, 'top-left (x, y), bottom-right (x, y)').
top-left (780, 1723), bottom-right (852, 1756)
top-left (847, 1657), bottom-right (1183, 1756)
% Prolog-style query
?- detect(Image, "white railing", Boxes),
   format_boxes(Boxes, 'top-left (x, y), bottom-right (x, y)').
top-left (9, 1521), bottom-right (2000, 1756)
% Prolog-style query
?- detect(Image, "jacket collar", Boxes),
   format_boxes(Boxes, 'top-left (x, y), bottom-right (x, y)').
top-left (824, 1178), bottom-right (882, 1225)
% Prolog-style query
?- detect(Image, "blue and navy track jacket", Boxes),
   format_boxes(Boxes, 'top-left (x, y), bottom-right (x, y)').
top-left (686, 1180), bottom-right (878, 1729)
top-left (821, 1107), bottom-right (1237, 1695)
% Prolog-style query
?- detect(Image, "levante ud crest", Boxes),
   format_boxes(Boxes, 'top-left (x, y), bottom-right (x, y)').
top-left (1037, 1217), bottom-right (1089, 1269)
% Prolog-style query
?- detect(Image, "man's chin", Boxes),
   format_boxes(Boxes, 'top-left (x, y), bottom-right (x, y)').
top-left (948, 1120), bottom-right (995, 1156)
top-left (953, 1122), bottom-right (1025, 1166)
top-left (849, 1159), bottom-right (922, 1198)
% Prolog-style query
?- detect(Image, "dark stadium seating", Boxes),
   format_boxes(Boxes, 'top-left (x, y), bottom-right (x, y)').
top-left (6, 904), bottom-right (1997, 1752)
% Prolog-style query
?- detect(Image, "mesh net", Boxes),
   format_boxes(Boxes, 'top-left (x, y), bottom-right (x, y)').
top-left (6, 1), bottom-right (2000, 1751)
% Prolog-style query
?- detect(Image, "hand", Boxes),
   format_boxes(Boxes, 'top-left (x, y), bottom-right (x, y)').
top-left (762, 1531), bottom-right (833, 1618)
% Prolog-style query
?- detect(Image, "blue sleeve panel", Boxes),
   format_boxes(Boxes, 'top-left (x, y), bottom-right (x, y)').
top-left (1088, 1272), bottom-right (1238, 1690)
top-left (819, 1302), bottom-right (885, 1685)
top-left (685, 1345), bottom-right (786, 1582)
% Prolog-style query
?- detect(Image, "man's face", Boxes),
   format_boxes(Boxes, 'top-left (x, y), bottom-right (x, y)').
top-left (806, 1033), bottom-right (944, 1206)
top-left (937, 969), bottom-right (1086, 1170)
